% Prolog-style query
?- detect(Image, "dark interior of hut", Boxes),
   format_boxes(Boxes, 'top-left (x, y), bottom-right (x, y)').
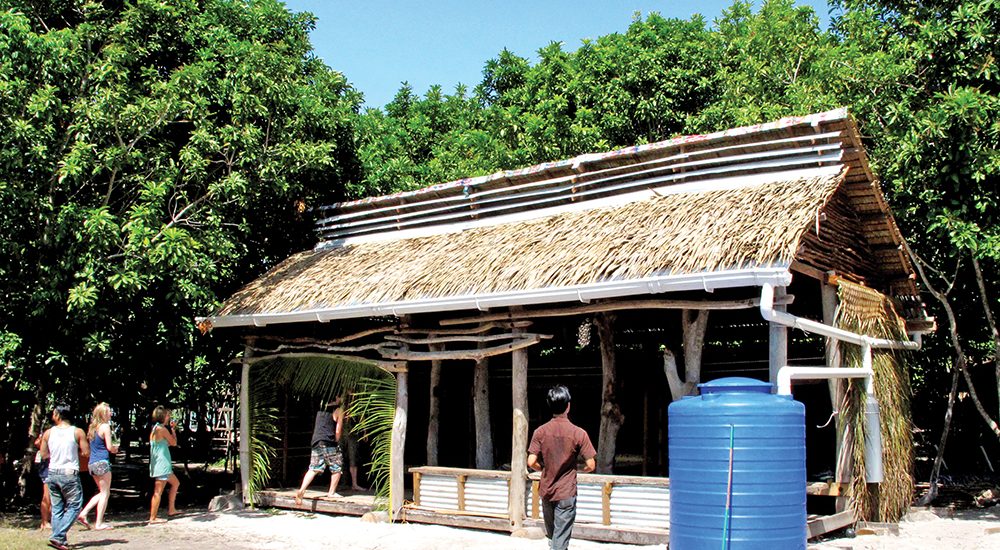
top-left (264, 274), bottom-right (846, 515)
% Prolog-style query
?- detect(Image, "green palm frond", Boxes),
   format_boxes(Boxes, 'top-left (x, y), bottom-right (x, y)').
top-left (347, 376), bottom-right (397, 510)
top-left (255, 354), bottom-right (382, 403)
top-left (246, 366), bottom-right (280, 505)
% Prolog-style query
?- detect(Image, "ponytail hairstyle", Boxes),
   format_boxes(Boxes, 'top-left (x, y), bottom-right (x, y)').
top-left (151, 405), bottom-right (171, 425)
top-left (88, 402), bottom-right (111, 441)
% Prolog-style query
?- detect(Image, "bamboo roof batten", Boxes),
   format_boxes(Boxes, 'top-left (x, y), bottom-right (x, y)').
top-left (199, 108), bottom-right (923, 331)
top-left (314, 131), bottom-right (846, 227)
top-left (315, 145), bottom-right (846, 243)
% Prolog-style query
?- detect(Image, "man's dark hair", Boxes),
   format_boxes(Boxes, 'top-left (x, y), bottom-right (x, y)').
top-left (546, 385), bottom-right (571, 415)
top-left (53, 404), bottom-right (74, 424)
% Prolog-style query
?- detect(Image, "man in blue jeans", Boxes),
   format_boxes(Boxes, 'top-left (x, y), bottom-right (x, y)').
top-left (39, 404), bottom-right (89, 550)
top-left (527, 385), bottom-right (597, 550)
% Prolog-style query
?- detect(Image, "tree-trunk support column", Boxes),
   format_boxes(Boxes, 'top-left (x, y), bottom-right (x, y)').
top-left (427, 344), bottom-right (442, 466)
top-left (509, 324), bottom-right (529, 531)
top-left (473, 341), bottom-right (494, 469)
top-left (822, 282), bottom-right (852, 513)
top-left (390, 368), bottom-right (409, 521)
top-left (239, 339), bottom-right (253, 502)
top-left (769, 286), bottom-right (789, 386)
top-left (595, 313), bottom-right (623, 474)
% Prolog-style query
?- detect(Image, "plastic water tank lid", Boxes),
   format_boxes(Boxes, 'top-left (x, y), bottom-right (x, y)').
top-left (698, 377), bottom-right (774, 394)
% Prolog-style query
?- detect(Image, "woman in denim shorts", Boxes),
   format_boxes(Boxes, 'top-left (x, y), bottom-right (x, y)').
top-left (78, 403), bottom-right (119, 530)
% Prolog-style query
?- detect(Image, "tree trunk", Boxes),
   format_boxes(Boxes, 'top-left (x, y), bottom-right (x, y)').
top-left (473, 351), bottom-right (494, 469)
top-left (972, 256), bottom-right (1000, 426)
top-left (595, 313), bottom-right (623, 474)
top-left (426, 344), bottom-right (442, 466)
top-left (664, 309), bottom-right (709, 402)
top-left (17, 382), bottom-right (47, 498)
top-left (918, 366), bottom-right (961, 505)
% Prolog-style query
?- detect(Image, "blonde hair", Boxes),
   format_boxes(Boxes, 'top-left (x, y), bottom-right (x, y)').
top-left (88, 402), bottom-right (111, 441)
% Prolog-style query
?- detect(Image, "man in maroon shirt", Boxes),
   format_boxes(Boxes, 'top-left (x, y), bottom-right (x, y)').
top-left (527, 385), bottom-right (597, 550)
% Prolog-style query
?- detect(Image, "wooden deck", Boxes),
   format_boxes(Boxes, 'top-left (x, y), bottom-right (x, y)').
top-left (256, 474), bottom-right (854, 546)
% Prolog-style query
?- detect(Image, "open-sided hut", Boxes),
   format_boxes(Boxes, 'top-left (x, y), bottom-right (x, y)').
top-left (198, 109), bottom-right (933, 544)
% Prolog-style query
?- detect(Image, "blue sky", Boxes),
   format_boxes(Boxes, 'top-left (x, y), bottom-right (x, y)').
top-left (281, 1), bottom-right (832, 109)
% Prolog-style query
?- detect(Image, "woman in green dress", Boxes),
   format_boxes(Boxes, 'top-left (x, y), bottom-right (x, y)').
top-left (148, 406), bottom-right (180, 524)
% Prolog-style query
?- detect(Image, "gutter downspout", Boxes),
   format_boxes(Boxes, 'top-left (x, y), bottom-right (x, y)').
top-left (761, 283), bottom-right (922, 484)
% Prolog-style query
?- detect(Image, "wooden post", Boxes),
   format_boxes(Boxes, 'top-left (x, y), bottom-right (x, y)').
top-left (822, 281), bottom-right (852, 513)
top-left (239, 340), bottom-right (253, 502)
top-left (509, 322), bottom-right (529, 531)
top-left (390, 368), bottom-right (409, 520)
top-left (602, 482), bottom-right (613, 525)
top-left (427, 344), bottom-right (442, 466)
top-left (595, 313), bottom-right (624, 474)
top-left (457, 474), bottom-right (467, 511)
top-left (769, 286), bottom-right (789, 386)
top-left (473, 344), bottom-right (494, 469)
top-left (412, 472), bottom-right (422, 506)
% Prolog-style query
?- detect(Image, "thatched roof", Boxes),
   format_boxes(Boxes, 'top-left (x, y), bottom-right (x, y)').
top-left (201, 109), bottom-right (918, 329)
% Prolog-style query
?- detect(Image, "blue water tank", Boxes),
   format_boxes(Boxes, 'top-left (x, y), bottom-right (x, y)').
top-left (668, 377), bottom-right (806, 549)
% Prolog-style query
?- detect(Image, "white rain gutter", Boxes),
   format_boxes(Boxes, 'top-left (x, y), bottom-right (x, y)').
top-left (762, 282), bottom-right (924, 484)
top-left (199, 267), bottom-right (794, 329)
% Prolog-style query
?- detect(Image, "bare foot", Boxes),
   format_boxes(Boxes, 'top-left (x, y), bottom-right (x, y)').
top-left (76, 516), bottom-right (91, 530)
top-left (39, 523), bottom-right (52, 531)
top-left (148, 518), bottom-right (168, 525)
top-left (167, 510), bottom-right (181, 517)
top-left (325, 492), bottom-right (343, 499)
top-left (294, 489), bottom-right (304, 505)
top-left (94, 524), bottom-right (114, 531)
top-left (352, 485), bottom-right (367, 491)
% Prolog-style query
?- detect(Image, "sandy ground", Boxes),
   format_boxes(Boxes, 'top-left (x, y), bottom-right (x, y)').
top-left (3, 505), bottom-right (998, 549)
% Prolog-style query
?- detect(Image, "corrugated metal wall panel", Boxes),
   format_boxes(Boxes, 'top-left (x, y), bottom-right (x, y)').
top-left (464, 478), bottom-right (509, 514)
top-left (609, 484), bottom-right (670, 528)
top-left (419, 474), bottom-right (459, 510)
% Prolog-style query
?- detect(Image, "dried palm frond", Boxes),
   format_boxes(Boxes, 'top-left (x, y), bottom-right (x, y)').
top-left (836, 280), bottom-right (913, 522)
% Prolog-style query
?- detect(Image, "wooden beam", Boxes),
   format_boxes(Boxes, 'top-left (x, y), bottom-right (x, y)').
top-left (412, 472), bottom-right (422, 506)
top-left (380, 335), bottom-right (549, 361)
top-left (259, 326), bottom-right (396, 346)
top-left (439, 296), bottom-right (794, 326)
top-left (473, 342), bottom-right (494, 469)
top-left (399, 321), bottom-right (532, 335)
top-left (386, 332), bottom-right (540, 345)
top-left (807, 510), bottom-right (856, 538)
top-left (390, 369), bottom-right (409, 521)
top-left (509, 318), bottom-right (529, 531)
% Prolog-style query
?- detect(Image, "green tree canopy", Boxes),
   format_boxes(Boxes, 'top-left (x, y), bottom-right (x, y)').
top-left (0, 0), bottom-right (360, 422)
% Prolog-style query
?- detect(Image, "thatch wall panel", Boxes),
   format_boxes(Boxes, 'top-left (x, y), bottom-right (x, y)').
top-left (217, 172), bottom-right (845, 317)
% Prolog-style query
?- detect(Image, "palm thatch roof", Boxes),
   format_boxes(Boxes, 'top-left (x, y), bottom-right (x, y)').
top-left (201, 109), bottom-right (917, 330)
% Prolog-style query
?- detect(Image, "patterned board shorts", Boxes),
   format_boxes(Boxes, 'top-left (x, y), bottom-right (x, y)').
top-left (308, 444), bottom-right (343, 473)
top-left (89, 460), bottom-right (112, 476)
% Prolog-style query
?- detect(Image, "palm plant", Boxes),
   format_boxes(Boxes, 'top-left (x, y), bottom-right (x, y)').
top-left (243, 354), bottom-right (395, 506)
